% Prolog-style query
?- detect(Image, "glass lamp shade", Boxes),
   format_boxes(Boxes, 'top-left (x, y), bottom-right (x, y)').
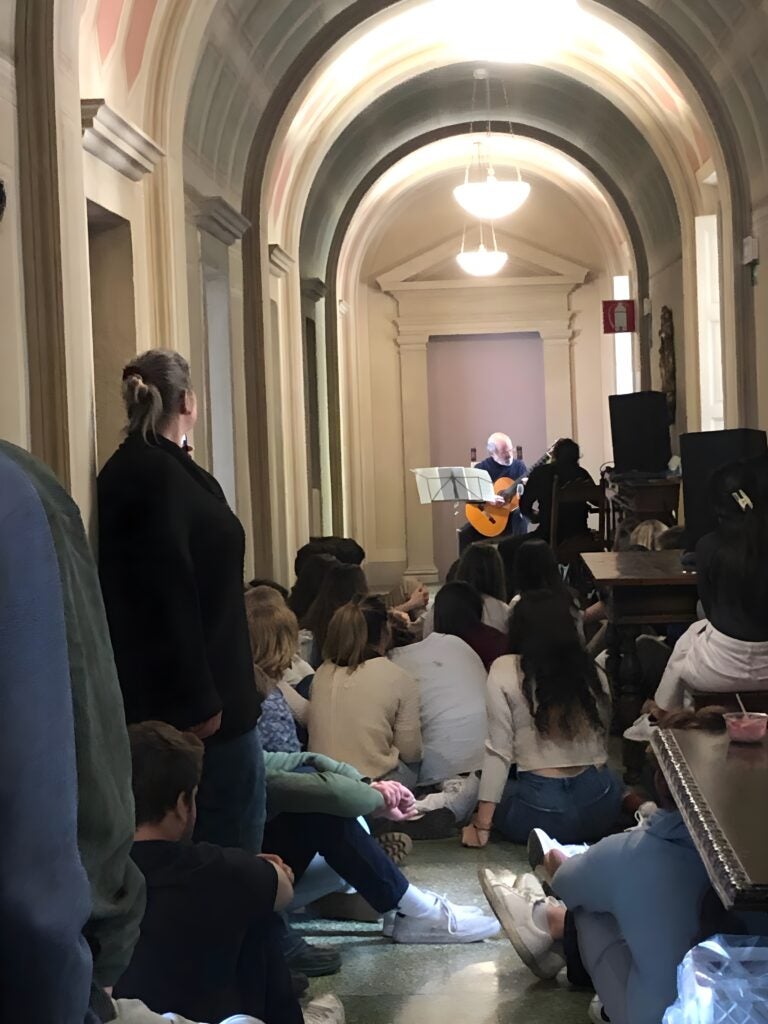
top-left (453, 172), bottom-right (531, 220)
top-left (456, 244), bottom-right (508, 277)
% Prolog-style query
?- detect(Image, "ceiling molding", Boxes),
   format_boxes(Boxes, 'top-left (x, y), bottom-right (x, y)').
top-left (377, 231), bottom-right (591, 291)
top-left (196, 195), bottom-right (251, 246)
top-left (81, 99), bottom-right (164, 181)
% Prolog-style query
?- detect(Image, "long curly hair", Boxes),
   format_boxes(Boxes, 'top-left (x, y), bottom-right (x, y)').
top-left (509, 589), bottom-right (608, 739)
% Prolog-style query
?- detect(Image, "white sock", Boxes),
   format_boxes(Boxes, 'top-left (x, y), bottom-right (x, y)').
top-left (397, 884), bottom-right (438, 918)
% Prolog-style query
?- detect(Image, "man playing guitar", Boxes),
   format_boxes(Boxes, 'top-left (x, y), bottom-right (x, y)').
top-left (459, 433), bottom-right (529, 552)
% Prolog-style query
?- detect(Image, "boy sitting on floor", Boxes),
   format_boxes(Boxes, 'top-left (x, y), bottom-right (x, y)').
top-left (114, 722), bottom-right (341, 1024)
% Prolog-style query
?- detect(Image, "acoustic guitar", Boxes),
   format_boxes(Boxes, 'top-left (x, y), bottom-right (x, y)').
top-left (464, 442), bottom-right (559, 539)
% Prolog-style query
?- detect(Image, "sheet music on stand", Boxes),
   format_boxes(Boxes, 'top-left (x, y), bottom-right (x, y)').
top-left (412, 467), bottom-right (496, 505)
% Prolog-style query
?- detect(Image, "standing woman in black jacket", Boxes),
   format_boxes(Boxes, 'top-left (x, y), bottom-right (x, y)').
top-left (98, 349), bottom-right (265, 851)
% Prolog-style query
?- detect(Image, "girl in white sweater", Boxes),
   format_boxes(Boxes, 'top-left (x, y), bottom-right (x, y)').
top-left (463, 590), bottom-right (622, 846)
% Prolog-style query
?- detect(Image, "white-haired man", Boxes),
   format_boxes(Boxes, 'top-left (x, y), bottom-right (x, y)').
top-left (459, 433), bottom-right (529, 552)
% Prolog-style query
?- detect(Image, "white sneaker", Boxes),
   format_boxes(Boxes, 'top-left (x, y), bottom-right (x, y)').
top-left (383, 898), bottom-right (489, 938)
top-left (626, 801), bottom-right (658, 831)
top-left (623, 713), bottom-right (658, 743)
top-left (478, 868), bottom-right (565, 980)
top-left (527, 828), bottom-right (588, 891)
top-left (512, 872), bottom-right (546, 900)
top-left (413, 791), bottom-right (449, 814)
top-left (302, 994), bottom-right (345, 1024)
top-left (390, 892), bottom-right (500, 944)
top-left (162, 1015), bottom-right (263, 1024)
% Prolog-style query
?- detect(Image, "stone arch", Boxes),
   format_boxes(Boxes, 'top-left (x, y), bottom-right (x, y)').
top-left (235, 0), bottom-right (757, 562)
top-left (319, 121), bottom-right (652, 531)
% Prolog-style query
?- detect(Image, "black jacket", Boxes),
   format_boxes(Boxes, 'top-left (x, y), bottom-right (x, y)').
top-left (520, 461), bottom-right (594, 543)
top-left (98, 433), bottom-right (260, 742)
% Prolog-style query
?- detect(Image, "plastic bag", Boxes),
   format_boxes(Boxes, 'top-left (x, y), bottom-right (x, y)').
top-left (664, 935), bottom-right (768, 1023)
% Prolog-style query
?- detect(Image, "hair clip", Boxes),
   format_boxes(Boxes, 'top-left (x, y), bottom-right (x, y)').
top-left (731, 489), bottom-right (754, 512)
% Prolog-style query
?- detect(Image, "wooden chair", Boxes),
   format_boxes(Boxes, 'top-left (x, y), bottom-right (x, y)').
top-left (550, 476), bottom-right (607, 553)
top-left (687, 688), bottom-right (768, 714)
top-left (550, 475), bottom-right (608, 592)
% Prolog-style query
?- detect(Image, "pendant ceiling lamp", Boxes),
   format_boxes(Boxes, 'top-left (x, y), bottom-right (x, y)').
top-left (454, 160), bottom-right (531, 221)
top-left (453, 69), bottom-right (531, 222)
top-left (456, 221), bottom-right (508, 277)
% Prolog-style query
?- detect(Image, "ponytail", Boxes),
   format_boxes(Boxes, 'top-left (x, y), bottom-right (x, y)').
top-left (121, 349), bottom-right (192, 441)
top-left (323, 595), bottom-right (389, 670)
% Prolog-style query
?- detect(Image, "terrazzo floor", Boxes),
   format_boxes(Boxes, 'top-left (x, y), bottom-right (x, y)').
top-left (296, 837), bottom-right (592, 1024)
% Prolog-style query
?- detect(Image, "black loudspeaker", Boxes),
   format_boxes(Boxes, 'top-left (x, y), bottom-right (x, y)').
top-left (680, 428), bottom-right (768, 545)
top-left (609, 392), bottom-right (672, 473)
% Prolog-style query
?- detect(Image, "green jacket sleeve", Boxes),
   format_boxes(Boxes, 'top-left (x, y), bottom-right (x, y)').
top-left (265, 768), bottom-right (386, 819)
top-left (264, 750), bottom-right (368, 780)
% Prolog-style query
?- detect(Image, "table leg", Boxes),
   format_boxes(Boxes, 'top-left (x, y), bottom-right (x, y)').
top-left (605, 623), bottom-right (646, 784)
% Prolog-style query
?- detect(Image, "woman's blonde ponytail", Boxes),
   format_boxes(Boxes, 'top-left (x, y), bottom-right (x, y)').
top-left (121, 349), bottom-right (192, 441)
top-left (323, 602), bottom-right (368, 669)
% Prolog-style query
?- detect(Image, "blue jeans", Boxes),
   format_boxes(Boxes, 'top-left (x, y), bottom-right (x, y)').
top-left (193, 725), bottom-right (266, 852)
top-left (495, 766), bottom-right (623, 844)
top-left (265, 812), bottom-right (409, 913)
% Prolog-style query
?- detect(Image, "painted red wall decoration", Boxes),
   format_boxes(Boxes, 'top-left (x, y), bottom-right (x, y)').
top-left (602, 299), bottom-right (637, 334)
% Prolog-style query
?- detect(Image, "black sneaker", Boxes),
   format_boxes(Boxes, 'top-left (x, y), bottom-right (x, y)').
top-left (285, 940), bottom-right (342, 977)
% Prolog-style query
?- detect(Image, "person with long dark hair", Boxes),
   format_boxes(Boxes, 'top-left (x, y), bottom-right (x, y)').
top-left (463, 591), bottom-right (622, 846)
top-left (478, 711), bottom-right (730, 1024)
top-left (287, 553), bottom-right (339, 622)
top-left (510, 539), bottom-right (584, 639)
top-left (301, 562), bottom-right (368, 668)
top-left (655, 459), bottom-right (768, 709)
top-left (423, 543), bottom-right (509, 637)
top-left (432, 580), bottom-right (509, 671)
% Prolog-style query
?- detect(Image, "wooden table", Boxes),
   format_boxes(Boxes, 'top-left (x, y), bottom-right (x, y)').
top-left (581, 551), bottom-right (700, 780)
top-left (652, 728), bottom-right (768, 910)
top-left (581, 551), bottom-right (699, 626)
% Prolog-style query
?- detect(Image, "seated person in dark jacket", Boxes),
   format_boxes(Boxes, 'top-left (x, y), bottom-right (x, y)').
top-left (499, 439), bottom-right (594, 591)
top-left (114, 722), bottom-right (304, 1024)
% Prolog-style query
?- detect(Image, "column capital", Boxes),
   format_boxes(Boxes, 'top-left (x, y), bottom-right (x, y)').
top-left (395, 332), bottom-right (429, 351)
top-left (301, 277), bottom-right (327, 302)
top-left (81, 99), bottom-right (164, 181)
top-left (540, 334), bottom-right (571, 347)
top-left (195, 196), bottom-right (250, 247)
top-left (268, 244), bottom-right (295, 279)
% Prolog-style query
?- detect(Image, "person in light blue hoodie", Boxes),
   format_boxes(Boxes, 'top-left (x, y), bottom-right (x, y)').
top-left (478, 713), bottom-right (724, 1024)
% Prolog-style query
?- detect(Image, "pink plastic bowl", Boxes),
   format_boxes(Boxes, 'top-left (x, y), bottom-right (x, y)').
top-left (724, 712), bottom-right (768, 744)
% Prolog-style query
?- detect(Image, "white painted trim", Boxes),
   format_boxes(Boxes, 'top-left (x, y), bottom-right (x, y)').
top-left (377, 231), bottom-right (590, 290)
top-left (753, 201), bottom-right (768, 233)
top-left (81, 100), bottom-right (164, 181)
top-left (0, 54), bottom-right (15, 104)
top-left (385, 275), bottom-right (586, 291)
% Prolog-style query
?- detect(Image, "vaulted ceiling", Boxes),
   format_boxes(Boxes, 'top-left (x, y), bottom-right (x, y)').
top-left (298, 63), bottom-right (678, 279)
top-left (181, 0), bottom-right (768, 279)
